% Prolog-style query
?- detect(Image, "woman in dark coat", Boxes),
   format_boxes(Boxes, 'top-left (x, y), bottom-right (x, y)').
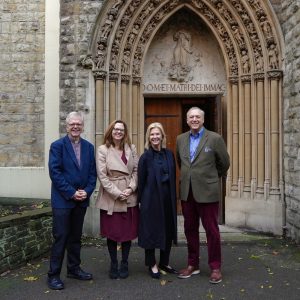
top-left (138, 122), bottom-right (177, 279)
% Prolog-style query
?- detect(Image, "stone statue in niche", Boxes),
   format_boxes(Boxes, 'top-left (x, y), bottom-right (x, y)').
top-left (260, 16), bottom-right (272, 38)
top-left (168, 30), bottom-right (193, 82)
top-left (96, 42), bottom-right (106, 69)
top-left (217, 2), bottom-right (234, 24)
top-left (268, 43), bottom-right (278, 69)
top-left (241, 50), bottom-right (250, 74)
top-left (128, 24), bottom-right (140, 45)
top-left (110, 0), bottom-right (124, 14)
top-left (110, 52), bottom-right (117, 71)
top-left (232, 25), bottom-right (244, 46)
top-left (122, 50), bottom-right (130, 73)
top-left (249, 0), bottom-right (262, 11)
top-left (254, 47), bottom-right (264, 72)
top-left (100, 14), bottom-right (114, 40)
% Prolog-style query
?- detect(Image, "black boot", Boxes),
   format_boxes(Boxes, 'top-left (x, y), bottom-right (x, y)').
top-left (109, 261), bottom-right (119, 279)
top-left (119, 260), bottom-right (128, 279)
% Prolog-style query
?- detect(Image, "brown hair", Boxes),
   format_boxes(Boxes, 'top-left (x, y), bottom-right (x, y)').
top-left (103, 120), bottom-right (131, 149)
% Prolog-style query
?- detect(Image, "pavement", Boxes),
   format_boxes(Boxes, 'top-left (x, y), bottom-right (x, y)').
top-left (1, 225), bottom-right (300, 300)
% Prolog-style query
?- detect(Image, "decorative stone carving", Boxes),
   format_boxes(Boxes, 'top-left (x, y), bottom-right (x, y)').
top-left (168, 30), bottom-right (193, 82)
top-left (260, 15), bottom-right (272, 38)
top-left (122, 50), bottom-right (131, 73)
top-left (267, 70), bottom-right (282, 80)
top-left (95, 42), bottom-right (106, 69)
top-left (78, 54), bottom-right (94, 69)
top-left (241, 75), bottom-right (251, 82)
top-left (241, 50), bottom-right (250, 74)
top-left (121, 75), bottom-right (131, 82)
top-left (229, 76), bottom-right (239, 84)
top-left (99, 14), bottom-right (114, 42)
top-left (248, 0), bottom-right (263, 12)
top-left (110, 0), bottom-right (125, 16)
top-left (253, 72), bottom-right (265, 81)
top-left (231, 25), bottom-right (245, 47)
top-left (268, 43), bottom-right (279, 69)
top-left (93, 70), bottom-right (107, 80)
top-left (132, 76), bottom-right (141, 84)
top-left (109, 72), bottom-right (119, 81)
top-left (254, 47), bottom-right (264, 72)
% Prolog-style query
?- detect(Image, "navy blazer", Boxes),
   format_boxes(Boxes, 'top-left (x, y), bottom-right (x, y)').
top-left (48, 135), bottom-right (97, 208)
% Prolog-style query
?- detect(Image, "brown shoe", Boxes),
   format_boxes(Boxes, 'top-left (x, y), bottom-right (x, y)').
top-left (177, 265), bottom-right (200, 279)
top-left (209, 269), bottom-right (222, 284)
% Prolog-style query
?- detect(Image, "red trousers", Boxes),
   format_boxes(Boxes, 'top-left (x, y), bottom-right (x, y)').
top-left (181, 189), bottom-right (221, 270)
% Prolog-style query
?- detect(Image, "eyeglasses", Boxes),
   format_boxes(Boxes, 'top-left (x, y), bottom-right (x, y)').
top-left (68, 123), bottom-right (83, 127)
top-left (113, 128), bottom-right (124, 132)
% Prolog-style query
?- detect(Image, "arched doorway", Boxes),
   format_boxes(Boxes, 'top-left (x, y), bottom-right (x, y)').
top-left (84, 0), bottom-right (284, 234)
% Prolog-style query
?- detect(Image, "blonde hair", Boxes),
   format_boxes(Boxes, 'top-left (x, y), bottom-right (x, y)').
top-left (144, 122), bottom-right (167, 150)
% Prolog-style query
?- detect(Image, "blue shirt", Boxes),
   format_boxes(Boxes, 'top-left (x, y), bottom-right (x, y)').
top-left (189, 127), bottom-right (204, 162)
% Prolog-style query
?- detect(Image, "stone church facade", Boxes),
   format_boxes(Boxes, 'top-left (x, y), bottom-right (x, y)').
top-left (0, 0), bottom-right (299, 242)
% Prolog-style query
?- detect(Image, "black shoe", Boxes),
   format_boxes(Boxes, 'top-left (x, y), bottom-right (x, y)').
top-left (67, 268), bottom-right (93, 280)
top-left (159, 264), bottom-right (178, 274)
top-left (119, 261), bottom-right (129, 279)
top-left (109, 262), bottom-right (119, 279)
top-left (148, 266), bottom-right (161, 279)
top-left (47, 276), bottom-right (64, 290)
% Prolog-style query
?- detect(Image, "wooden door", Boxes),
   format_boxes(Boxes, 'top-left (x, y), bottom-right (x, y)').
top-left (144, 97), bottom-right (225, 222)
top-left (144, 98), bottom-right (182, 212)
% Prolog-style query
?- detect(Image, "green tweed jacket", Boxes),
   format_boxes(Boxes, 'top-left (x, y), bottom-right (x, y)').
top-left (176, 127), bottom-right (230, 203)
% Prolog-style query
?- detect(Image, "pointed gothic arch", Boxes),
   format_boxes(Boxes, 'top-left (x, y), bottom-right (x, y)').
top-left (82, 0), bottom-right (284, 234)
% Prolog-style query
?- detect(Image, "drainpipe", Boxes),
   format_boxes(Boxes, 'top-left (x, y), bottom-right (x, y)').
top-left (281, 180), bottom-right (287, 239)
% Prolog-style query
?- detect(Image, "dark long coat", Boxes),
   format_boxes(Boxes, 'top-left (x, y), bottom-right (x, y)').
top-left (138, 147), bottom-right (177, 250)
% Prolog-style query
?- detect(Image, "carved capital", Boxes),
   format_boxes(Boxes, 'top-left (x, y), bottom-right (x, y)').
top-left (93, 70), bottom-right (107, 80)
top-left (229, 76), bottom-right (239, 84)
top-left (121, 75), bottom-right (131, 82)
top-left (267, 70), bottom-right (282, 80)
top-left (253, 72), bottom-right (265, 81)
top-left (241, 75), bottom-right (251, 83)
top-left (132, 77), bottom-right (141, 84)
top-left (109, 72), bottom-right (119, 81)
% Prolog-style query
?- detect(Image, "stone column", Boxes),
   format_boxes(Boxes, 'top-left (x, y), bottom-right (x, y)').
top-left (121, 75), bottom-right (130, 123)
top-left (132, 77), bottom-right (141, 151)
top-left (268, 71), bottom-right (282, 189)
top-left (242, 75), bottom-right (252, 189)
top-left (230, 77), bottom-right (239, 190)
top-left (254, 73), bottom-right (265, 191)
top-left (226, 81), bottom-right (232, 196)
top-left (94, 71), bottom-right (106, 148)
top-left (109, 73), bottom-right (118, 123)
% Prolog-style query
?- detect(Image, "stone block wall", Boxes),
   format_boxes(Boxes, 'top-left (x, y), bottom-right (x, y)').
top-left (281, 0), bottom-right (300, 243)
top-left (0, 208), bottom-right (52, 274)
top-left (59, 0), bottom-right (103, 132)
top-left (0, 0), bottom-right (45, 167)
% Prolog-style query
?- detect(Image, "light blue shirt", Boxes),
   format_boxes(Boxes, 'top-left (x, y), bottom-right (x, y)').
top-left (189, 127), bottom-right (204, 162)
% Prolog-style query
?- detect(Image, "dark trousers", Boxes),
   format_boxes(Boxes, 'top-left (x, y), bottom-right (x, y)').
top-left (48, 206), bottom-right (87, 277)
top-left (145, 238), bottom-right (172, 267)
top-left (181, 188), bottom-right (221, 270)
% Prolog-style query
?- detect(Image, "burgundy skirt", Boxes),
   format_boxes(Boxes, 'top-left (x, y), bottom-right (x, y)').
top-left (100, 206), bottom-right (139, 242)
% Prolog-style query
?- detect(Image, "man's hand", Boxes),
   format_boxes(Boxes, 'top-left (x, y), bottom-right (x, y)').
top-left (74, 189), bottom-right (87, 201)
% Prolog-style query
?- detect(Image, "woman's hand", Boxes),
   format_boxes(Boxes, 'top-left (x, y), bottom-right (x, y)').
top-left (118, 188), bottom-right (133, 200)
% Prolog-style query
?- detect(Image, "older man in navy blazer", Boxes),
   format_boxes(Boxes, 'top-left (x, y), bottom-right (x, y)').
top-left (47, 112), bottom-right (97, 290)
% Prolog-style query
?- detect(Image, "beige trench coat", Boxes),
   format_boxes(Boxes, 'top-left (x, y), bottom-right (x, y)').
top-left (95, 144), bottom-right (139, 215)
